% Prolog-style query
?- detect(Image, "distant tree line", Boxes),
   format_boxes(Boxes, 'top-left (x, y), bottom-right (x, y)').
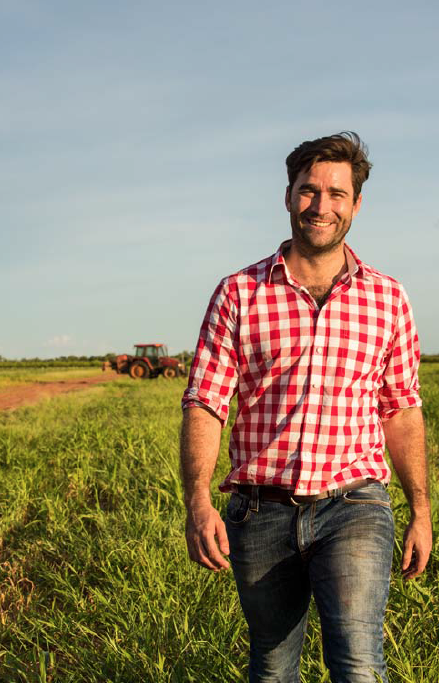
top-left (0, 354), bottom-right (115, 369)
top-left (0, 352), bottom-right (436, 369)
top-left (0, 352), bottom-right (195, 369)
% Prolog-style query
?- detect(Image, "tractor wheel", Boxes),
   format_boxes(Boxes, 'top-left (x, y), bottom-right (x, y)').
top-left (129, 362), bottom-right (150, 379)
top-left (163, 367), bottom-right (178, 379)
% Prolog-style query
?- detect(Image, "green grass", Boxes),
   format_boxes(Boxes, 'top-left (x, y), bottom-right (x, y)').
top-left (0, 367), bottom-right (106, 389)
top-left (0, 368), bottom-right (437, 682)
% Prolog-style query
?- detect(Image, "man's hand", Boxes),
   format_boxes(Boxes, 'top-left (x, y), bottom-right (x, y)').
top-left (401, 513), bottom-right (433, 580)
top-left (185, 501), bottom-right (230, 571)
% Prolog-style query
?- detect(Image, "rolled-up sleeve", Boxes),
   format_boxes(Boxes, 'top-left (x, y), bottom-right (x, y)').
top-left (182, 278), bottom-right (239, 426)
top-left (378, 286), bottom-right (422, 421)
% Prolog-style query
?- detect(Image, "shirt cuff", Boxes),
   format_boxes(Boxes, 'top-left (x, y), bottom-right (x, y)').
top-left (378, 394), bottom-right (423, 421)
top-left (181, 391), bottom-right (230, 426)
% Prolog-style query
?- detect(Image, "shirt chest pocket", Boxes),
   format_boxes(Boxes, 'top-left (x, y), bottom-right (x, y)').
top-left (337, 323), bottom-right (393, 376)
top-left (240, 331), bottom-right (302, 370)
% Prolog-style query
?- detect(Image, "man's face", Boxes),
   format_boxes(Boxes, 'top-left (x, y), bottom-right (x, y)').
top-left (285, 161), bottom-right (362, 254)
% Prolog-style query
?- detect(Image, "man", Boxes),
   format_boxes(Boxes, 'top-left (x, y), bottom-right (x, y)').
top-left (180, 132), bottom-right (432, 682)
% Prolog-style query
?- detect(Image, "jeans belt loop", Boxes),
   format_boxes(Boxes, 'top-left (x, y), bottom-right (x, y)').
top-left (249, 485), bottom-right (259, 513)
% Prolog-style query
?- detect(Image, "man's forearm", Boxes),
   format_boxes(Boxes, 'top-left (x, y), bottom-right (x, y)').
top-left (383, 406), bottom-right (432, 579)
top-left (180, 406), bottom-right (230, 571)
top-left (180, 406), bottom-right (222, 507)
top-left (383, 407), bottom-right (430, 514)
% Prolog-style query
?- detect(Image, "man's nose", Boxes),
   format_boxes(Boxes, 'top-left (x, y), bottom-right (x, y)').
top-left (311, 192), bottom-right (331, 215)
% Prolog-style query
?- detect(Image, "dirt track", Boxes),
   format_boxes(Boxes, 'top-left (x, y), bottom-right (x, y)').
top-left (0, 372), bottom-right (123, 412)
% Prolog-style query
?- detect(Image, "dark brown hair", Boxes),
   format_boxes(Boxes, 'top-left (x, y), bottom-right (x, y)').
top-left (285, 131), bottom-right (372, 202)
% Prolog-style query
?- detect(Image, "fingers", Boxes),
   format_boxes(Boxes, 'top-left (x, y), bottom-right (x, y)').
top-left (401, 536), bottom-right (414, 572)
top-left (188, 538), bottom-right (227, 571)
top-left (186, 507), bottom-right (230, 572)
top-left (200, 522), bottom-right (230, 571)
top-left (216, 518), bottom-right (230, 557)
top-left (187, 534), bottom-right (230, 571)
top-left (402, 546), bottom-right (430, 580)
top-left (401, 519), bottom-right (432, 580)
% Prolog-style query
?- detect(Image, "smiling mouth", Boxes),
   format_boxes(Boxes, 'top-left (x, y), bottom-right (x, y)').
top-left (303, 218), bottom-right (333, 228)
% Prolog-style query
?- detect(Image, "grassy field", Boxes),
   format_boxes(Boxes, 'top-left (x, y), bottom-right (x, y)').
top-left (0, 367), bottom-right (106, 389)
top-left (0, 367), bottom-right (437, 682)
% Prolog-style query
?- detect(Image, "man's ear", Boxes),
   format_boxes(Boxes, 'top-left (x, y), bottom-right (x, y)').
top-left (353, 193), bottom-right (362, 218)
top-left (285, 186), bottom-right (291, 212)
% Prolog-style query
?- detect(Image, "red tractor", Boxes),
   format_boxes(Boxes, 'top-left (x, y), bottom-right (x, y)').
top-left (103, 344), bottom-right (185, 379)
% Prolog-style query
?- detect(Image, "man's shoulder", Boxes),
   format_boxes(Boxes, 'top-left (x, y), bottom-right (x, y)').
top-left (361, 262), bottom-right (405, 290)
top-left (353, 250), bottom-right (407, 299)
top-left (220, 251), bottom-right (276, 289)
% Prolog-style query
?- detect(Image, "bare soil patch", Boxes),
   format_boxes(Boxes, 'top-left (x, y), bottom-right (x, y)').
top-left (0, 372), bottom-right (124, 412)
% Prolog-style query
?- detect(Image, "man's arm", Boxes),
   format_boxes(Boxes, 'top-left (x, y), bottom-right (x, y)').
top-left (180, 406), bottom-right (230, 571)
top-left (383, 406), bottom-right (432, 580)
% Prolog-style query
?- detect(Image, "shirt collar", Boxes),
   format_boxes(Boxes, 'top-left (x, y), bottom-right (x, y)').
top-left (268, 239), bottom-right (371, 284)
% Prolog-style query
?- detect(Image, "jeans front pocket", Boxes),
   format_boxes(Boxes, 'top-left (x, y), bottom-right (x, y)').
top-left (341, 482), bottom-right (391, 508)
top-left (226, 493), bottom-right (252, 526)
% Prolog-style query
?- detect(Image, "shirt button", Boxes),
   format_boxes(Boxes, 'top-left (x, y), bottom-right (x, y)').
top-left (316, 347), bottom-right (323, 354)
top-left (312, 382), bottom-right (319, 389)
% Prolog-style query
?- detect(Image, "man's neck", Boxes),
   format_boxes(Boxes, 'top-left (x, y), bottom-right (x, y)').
top-left (283, 240), bottom-right (348, 287)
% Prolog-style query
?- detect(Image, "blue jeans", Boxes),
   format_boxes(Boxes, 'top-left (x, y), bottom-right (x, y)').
top-left (225, 482), bottom-right (394, 683)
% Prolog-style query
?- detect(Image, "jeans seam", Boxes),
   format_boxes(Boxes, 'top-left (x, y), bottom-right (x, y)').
top-left (342, 496), bottom-right (391, 508)
top-left (297, 506), bottom-right (306, 553)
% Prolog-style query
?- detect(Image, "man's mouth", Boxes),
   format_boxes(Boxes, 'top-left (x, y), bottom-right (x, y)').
top-left (303, 218), bottom-right (333, 228)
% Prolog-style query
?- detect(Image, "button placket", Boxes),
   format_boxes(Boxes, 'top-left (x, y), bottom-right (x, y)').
top-left (310, 323), bottom-right (325, 396)
top-left (299, 311), bottom-right (325, 482)
top-left (301, 324), bottom-right (326, 461)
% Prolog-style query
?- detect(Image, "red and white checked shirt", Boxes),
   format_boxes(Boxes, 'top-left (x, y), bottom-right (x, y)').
top-left (182, 241), bottom-right (422, 495)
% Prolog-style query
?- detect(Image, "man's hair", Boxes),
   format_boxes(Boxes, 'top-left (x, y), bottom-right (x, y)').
top-left (285, 131), bottom-right (372, 202)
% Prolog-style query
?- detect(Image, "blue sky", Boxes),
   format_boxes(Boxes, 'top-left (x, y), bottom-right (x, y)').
top-left (2, 0), bottom-right (439, 358)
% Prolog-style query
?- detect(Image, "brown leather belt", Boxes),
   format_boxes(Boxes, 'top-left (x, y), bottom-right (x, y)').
top-left (236, 479), bottom-right (377, 507)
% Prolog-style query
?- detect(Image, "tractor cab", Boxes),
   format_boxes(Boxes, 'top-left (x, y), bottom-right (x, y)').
top-left (134, 344), bottom-right (168, 368)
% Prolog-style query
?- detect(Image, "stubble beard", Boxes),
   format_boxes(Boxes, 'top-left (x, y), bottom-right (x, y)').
top-left (291, 211), bottom-right (353, 257)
